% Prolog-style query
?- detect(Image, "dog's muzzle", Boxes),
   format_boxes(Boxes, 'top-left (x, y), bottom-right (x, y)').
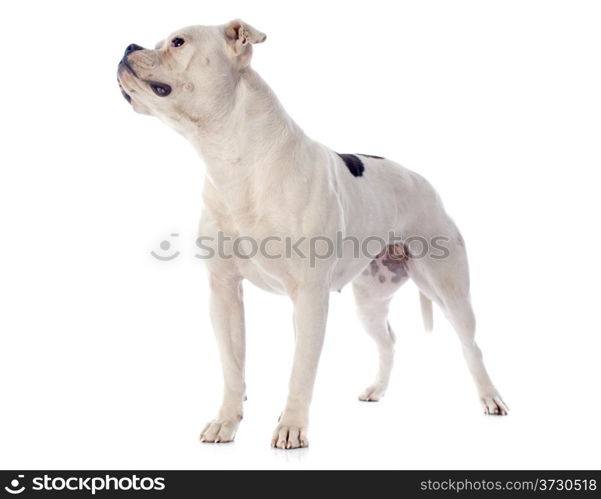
top-left (117, 43), bottom-right (172, 103)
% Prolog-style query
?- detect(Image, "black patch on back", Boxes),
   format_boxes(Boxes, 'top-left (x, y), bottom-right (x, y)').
top-left (359, 153), bottom-right (385, 160)
top-left (337, 153), bottom-right (365, 177)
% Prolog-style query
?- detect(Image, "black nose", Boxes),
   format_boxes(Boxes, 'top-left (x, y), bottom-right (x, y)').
top-left (124, 43), bottom-right (144, 57)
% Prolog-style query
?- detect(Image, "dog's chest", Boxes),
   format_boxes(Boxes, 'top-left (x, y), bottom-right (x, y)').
top-left (200, 172), bottom-right (343, 292)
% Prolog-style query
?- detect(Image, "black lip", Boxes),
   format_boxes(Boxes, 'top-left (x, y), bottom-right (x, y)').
top-left (120, 88), bottom-right (132, 103)
top-left (116, 68), bottom-right (132, 104)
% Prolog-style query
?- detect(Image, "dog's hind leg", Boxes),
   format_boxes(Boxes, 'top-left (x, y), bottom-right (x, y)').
top-left (352, 245), bottom-right (409, 401)
top-left (444, 294), bottom-right (508, 415)
top-left (406, 231), bottom-right (508, 415)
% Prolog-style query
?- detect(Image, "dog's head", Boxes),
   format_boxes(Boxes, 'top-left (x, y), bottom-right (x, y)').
top-left (117, 20), bottom-right (266, 129)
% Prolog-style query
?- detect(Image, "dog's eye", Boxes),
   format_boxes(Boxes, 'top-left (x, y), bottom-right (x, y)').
top-left (150, 82), bottom-right (172, 97)
top-left (171, 37), bottom-right (185, 48)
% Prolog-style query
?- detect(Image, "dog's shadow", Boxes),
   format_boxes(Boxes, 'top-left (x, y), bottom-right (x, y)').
top-left (271, 446), bottom-right (310, 463)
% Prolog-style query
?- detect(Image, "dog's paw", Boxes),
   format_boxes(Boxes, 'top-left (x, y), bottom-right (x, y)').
top-left (271, 424), bottom-right (308, 449)
top-left (480, 393), bottom-right (509, 416)
top-left (358, 384), bottom-right (386, 402)
top-left (200, 418), bottom-right (240, 443)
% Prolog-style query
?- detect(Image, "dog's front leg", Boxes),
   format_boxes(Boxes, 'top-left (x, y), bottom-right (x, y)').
top-left (272, 285), bottom-right (329, 449)
top-left (200, 273), bottom-right (246, 443)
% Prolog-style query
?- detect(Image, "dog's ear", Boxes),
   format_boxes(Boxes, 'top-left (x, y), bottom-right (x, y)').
top-left (224, 19), bottom-right (266, 55)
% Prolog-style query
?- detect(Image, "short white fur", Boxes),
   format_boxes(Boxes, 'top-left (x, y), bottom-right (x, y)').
top-left (117, 19), bottom-right (508, 450)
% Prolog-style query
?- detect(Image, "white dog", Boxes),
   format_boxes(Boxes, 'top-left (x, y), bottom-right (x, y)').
top-left (117, 20), bottom-right (507, 449)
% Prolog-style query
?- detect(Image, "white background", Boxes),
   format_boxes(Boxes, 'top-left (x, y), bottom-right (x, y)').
top-left (1, 0), bottom-right (600, 470)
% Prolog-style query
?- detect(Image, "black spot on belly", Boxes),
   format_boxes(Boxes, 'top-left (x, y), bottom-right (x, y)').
top-left (359, 154), bottom-right (385, 160)
top-left (337, 153), bottom-right (364, 177)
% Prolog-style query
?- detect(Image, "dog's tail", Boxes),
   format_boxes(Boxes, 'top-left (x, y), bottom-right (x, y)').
top-left (419, 292), bottom-right (433, 332)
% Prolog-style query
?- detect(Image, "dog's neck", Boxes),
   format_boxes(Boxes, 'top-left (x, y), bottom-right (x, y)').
top-left (184, 68), bottom-right (310, 190)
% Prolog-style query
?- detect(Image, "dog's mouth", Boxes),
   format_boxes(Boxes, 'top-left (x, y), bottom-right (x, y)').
top-left (117, 59), bottom-right (135, 104)
top-left (117, 76), bottom-right (131, 104)
top-left (117, 58), bottom-right (171, 102)
top-left (119, 57), bottom-right (138, 78)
